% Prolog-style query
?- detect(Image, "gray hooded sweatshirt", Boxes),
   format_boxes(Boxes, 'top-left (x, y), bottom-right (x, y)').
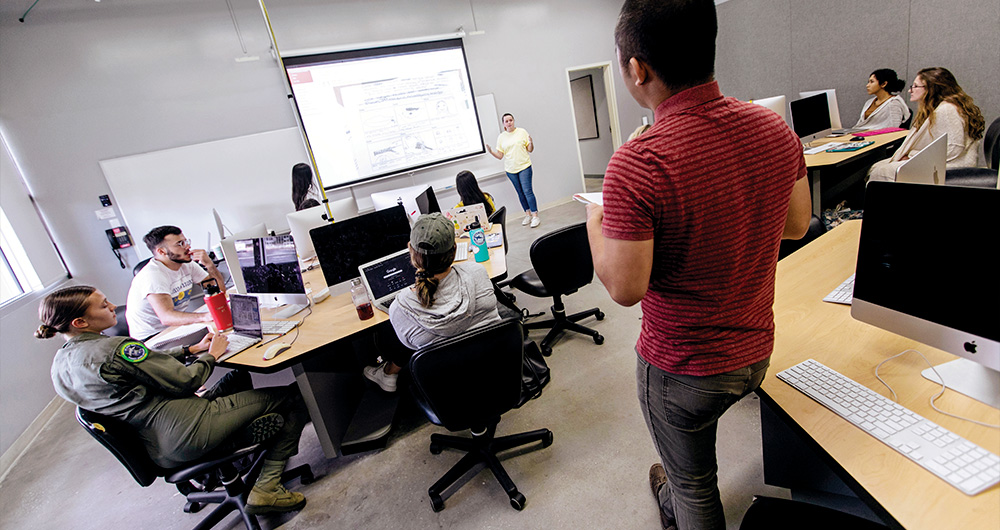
top-left (388, 261), bottom-right (501, 351)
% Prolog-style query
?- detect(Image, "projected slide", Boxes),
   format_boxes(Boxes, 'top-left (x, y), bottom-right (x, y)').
top-left (284, 39), bottom-right (484, 189)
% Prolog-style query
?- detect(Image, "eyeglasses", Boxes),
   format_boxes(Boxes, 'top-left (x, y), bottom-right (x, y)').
top-left (909, 84), bottom-right (926, 91)
top-left (171, 239), bottom-right (192, 248)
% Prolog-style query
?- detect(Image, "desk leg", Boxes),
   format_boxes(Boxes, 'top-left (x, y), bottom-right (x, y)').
top-left (292, 365), bottom-right (365, 459)
top-left (809, 168), bottom-right (822, 217)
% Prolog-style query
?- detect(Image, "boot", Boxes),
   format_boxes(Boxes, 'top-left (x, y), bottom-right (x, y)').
top-left (246, 459), bottom-right (306, 514)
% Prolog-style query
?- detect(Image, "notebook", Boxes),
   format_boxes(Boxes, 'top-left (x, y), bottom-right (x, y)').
top-left (358, 249), bottom-right (418, 314)
top-left (216, 294), bottom-right (264, 362)
top-left (443, 204), bottom-right (491, 235)
top-left (895, 133), bottom-right (947, 185)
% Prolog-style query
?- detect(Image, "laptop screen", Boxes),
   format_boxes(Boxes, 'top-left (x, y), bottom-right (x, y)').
top-left (360, 250), bottom-right (417, 300)
top-left (229, 294), bottom-right (263, 339)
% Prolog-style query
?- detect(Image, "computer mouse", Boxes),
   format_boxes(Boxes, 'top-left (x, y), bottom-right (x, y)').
top-left (850, 136), bottom-right (865, 142)
top-left (263, 342), bottom-right (292, 361)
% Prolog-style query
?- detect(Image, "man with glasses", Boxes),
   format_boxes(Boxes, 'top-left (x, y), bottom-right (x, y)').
top-left (126, 225), bottom-right (225, 340)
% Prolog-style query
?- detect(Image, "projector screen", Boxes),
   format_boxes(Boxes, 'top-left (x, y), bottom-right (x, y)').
top-left (283, 38), bottom-right (485, 189)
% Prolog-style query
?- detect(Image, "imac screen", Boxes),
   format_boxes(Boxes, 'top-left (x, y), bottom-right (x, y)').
top-left (235, 235), bottom-right (307, 299)
top-left (790, 92), bottom-right (832, 142)
top-left (311, 205), bottom-right (411, 287)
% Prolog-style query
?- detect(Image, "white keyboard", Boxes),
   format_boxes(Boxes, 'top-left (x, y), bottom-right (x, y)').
top-left (217, 333), bottom-right (261, 362)
top-left (804, 142), bottom-right (844, 155)
top-left (261, 320), bottom-right (298, 335)
top-left (823, 274), bottom-right (855, 305)
top-left (454, 241), bottom-right (469, 261)
top-left (777, 359), bottom-right (1000, 495)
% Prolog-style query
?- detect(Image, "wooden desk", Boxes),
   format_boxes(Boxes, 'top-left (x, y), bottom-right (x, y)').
top-left (804, 131), bottom-right (907, 215)
top-left (218, 225), bottom-right (507, 457)
top-left (759, 220), bottom-right (999, 529)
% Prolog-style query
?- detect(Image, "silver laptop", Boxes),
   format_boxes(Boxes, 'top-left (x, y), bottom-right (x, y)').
top-left (895, 133), bottom-right (947, 185)
top-left (443, 203), bottom-right (491, 235)
top-left (217, 294), bottom-right (264, 361)
top-left (358, 249), bottom-right (418, 314)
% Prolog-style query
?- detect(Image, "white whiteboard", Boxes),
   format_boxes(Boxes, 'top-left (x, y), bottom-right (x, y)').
top-left (100, 94), bottom-right (503, 261)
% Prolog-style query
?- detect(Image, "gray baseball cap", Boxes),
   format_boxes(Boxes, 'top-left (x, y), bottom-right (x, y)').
top-left (410, 213), bottom-right (456, 255)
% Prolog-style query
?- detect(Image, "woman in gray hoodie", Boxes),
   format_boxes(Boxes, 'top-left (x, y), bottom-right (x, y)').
top-left (364, 213), bottom-right (501, 392)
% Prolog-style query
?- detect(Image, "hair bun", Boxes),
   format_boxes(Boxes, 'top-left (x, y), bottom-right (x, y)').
top-left (35, 324), bottom-right (56, 339)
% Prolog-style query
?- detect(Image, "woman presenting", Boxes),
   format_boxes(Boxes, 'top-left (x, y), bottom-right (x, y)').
top-left (487, 113), bottom-right (540, 228)
top-left (868, 67), bottom-right (984, 182)
top-left (853, 69), bottom-right (911, 130)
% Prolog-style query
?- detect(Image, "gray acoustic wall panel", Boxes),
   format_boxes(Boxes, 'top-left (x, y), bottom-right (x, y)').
top-left (716, 0), bottom-right (793, 105)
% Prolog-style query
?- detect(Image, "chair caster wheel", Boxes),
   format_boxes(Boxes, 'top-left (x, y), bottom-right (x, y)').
top-left (184, 501), bottom-right (204, 514)
top-left (300, 470), bottom-right (315, 485)
top-left (509, 491), bottom-right (526, 511)
top-left (541, 345), bottom-right (553, 356)
top-left (430, 493), bottom-right (444, 512)
top-left (542, 431), bottom-right (554, 447)
top-left (430, 442), bottom-right (442, 455)
top-left (593, 334), bottom-right (604, 345)
top-left (595, 310), bottom-right (605, 321)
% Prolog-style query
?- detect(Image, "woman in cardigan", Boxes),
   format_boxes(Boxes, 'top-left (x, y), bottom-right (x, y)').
top-left (868, 67), bottom-right (984, 182)
top-left (853, 69), bottom-right (910, 130)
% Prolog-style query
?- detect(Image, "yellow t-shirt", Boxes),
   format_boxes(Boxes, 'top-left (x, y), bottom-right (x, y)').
top-left (455, 193), bottom-right (496, 212)
top-left (496, 128), bottom-right (532, 173)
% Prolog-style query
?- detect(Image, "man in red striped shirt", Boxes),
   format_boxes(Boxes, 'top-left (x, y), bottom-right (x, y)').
top-left (587, 1), bottom-right (811, 528)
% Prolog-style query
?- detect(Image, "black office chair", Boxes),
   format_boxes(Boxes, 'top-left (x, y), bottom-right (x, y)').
top-left (507, 223), bottom-right (604, 356)
top-left (984, 116), bottom-right (1000, 170)
top-left (739, 495), bottom-right (889, 530)
top-left (488, 205), bottom-right (508, 255)
top-left (107, 304), bottom-right (130, 337)
top-left (900, 113), bottom-right (913, 130)
top-left (778, 214), bottom-right (828, 261)
top-left (76, 407), bottom-right (312, 530)
top-left (944, 117), bottom-right (1000, 188)
top-left (408, 319), bottom-right (553, 512)
top-left (133, 257), bottom-right (151, 276)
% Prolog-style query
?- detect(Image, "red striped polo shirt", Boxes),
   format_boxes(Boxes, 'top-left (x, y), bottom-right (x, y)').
top-left (602, 81), bottom-right (806, 376)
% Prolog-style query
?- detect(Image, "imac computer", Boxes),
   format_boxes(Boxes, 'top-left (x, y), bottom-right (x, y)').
top-left (311, 205), bottom-right (412, 288)
top-left (371, 184), bottom-right (440, 224)
top-left (789, 92), bottom-right (833, 145)
top-left (219, 222), bottom-right (269, 294)
top-left (750, 95), bottom-right (787, 122)
top-left (235, 234), bottom-right (309, 315)
top-left (799, 89), bottom-right (851, 132)
top-left (285, 197), bottom-right (360, 261)
top-left (852, 182), bottom-right (999, 408)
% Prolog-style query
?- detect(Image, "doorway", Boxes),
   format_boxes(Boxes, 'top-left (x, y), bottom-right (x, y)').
top-left (566, 63), bottom-right (621, 193)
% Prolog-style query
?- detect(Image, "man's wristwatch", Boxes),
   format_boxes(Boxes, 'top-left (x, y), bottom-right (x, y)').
top-left (182, 345), bottom-right (191, 355)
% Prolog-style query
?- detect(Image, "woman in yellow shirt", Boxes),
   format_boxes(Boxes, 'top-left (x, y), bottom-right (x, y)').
top-left (486, 113), bottom-right (539, 227)
top-left (453, 170), bottom-right (496, 216)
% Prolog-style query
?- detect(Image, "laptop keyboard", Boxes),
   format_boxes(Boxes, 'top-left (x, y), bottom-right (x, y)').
top-left (217, 333), bottom-right (261, 362)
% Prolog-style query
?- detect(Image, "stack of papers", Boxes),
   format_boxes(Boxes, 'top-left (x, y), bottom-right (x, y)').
top-left (572, 192), bottom-right (603, 205)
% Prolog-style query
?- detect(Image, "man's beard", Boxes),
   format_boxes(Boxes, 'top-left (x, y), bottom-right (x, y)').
top-left (167, 249), bottom-right (192, 264)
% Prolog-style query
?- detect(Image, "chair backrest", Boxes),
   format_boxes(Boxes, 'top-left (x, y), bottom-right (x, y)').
top-left (106, 305), bottom-right (130, 337)
top-left (408, 319), bottom-right (524, 432)
top-left (778, 214), bottom-right (827, 260)
top-left (985, 116), bottom-right (1000, 170)
top-left (133, 257), bottom-right (151, 276)
top-left (528, 223), bottom-right (594, 296)
top-left (488, 205), bottom-right (508, 253)
top-left (76, 407), bottom-right (160, 487)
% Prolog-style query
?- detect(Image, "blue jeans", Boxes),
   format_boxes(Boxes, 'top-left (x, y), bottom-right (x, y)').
top-left (506, 166), bottom-right (537, 212)
top-left (636, 353), bottom-right (770, 530)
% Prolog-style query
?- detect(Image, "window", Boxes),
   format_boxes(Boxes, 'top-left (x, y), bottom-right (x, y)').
top-left (1, 207), bottom-right (43, 304)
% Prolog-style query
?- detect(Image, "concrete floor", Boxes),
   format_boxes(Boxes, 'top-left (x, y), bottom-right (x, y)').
top-left (0, 199), bottom-right (788, 530)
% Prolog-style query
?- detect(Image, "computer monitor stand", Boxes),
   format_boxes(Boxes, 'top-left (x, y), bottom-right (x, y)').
top-left (921, 359), bottom-right (1000, 409)
top-left (274, 303), bottom-right (309, 320)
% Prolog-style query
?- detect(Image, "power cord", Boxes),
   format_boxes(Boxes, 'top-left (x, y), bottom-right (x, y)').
top-left (875, 349), bottom-right (999, 429)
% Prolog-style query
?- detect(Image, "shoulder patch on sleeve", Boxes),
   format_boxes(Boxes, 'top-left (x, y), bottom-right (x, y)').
top-left (118, 341), bottom-right (149, 363)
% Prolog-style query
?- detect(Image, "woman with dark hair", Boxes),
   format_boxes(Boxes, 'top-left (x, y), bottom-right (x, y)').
top-left (869, 67), bottom-right (985, 182)
top-left (363, 213), bottom-right (501, 392)
top-left (291, 163), bottom-right (320, 211)
top-left (853, 68), bottom-right (910, 130)
top-left (486, 113), bottom-right (540, 228)
top-left (39, 286), bottom-right (309, 514)
top-left (453, 170), bottom-right (495, 216)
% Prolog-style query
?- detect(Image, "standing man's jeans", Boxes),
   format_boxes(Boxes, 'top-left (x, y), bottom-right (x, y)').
top-left (636, 353), bottom-right (770, 530)
top-left (506, 166), bottom-right (537, 212)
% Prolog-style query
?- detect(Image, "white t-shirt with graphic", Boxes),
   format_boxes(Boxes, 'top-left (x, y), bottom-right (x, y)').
top-left (125, 259), bottom-right (209, 339)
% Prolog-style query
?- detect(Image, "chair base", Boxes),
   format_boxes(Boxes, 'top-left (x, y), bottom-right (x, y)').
top-left (426, 424), bottom-right (553, 512)
top-left (523, 303), bottom-right (604, 356)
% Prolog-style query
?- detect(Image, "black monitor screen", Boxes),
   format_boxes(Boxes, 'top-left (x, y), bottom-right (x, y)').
top-left (789, 92), bottom-right (831, 140)
top-left (311, 205), bottom-right (412, 286)
top-left (415, 186), bottom-right (441, 214)
top-left (235, 235), bottom-right (306, 295)
top-left (854, 182), bottom-right (999, 341)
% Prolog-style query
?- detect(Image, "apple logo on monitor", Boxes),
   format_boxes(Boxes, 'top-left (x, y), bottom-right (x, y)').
top-left (964, 341), bottom-right (978, 354)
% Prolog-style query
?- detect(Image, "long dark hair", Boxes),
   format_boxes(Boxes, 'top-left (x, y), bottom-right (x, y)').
top-left (912, 67), bottom-right (985, 141)
top-left (291, 163), bottom-right (317, 211)
top-left (455, 170), bottom-right (494, 216)
top-left (411, 245), bottom-right (456, 308)
top-left (870, 68), bottom-right (905, 94)
top-left (35, 285), bottom-right (96, 339)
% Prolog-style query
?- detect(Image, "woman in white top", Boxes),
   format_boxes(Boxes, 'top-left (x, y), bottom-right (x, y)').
top-left (853, 69), bottom-right (910, 130)
top-left (868, 67), bottom-right (985, 182)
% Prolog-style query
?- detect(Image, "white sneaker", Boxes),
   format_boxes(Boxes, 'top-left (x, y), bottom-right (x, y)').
top-left (363, 364), bottom-right (398, 392)
top-left (530, 216), bottom-right (540, 228)
top-left (521, 214), bottom-right (532, 226)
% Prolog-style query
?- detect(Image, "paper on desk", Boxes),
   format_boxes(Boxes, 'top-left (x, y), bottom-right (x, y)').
top-left (146, 323), bottom-right (209, 350)
top-left (573, 192), bottom-right (603, 206)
